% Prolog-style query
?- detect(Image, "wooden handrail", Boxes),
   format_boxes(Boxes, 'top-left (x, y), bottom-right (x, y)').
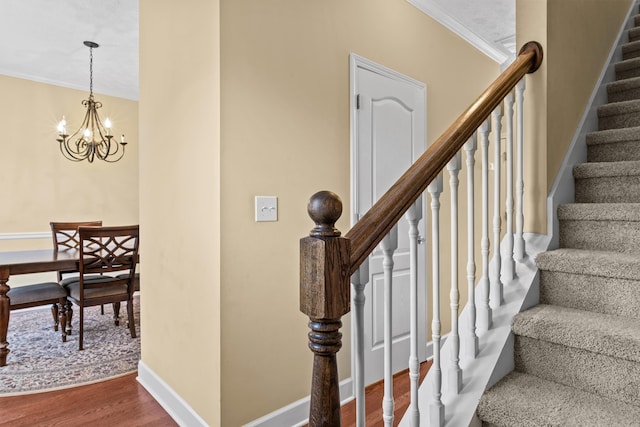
top-left (345, 41), bottom-right (543, 275)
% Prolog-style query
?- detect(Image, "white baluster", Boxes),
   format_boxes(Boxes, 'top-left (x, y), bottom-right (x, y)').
top-left (381, 226), bottom-right (398, 427)
top-left (447, 153), bottom-right (462, 394)
top-left (463, 135), bottom-right (479, 357)
top-left (514, 79), bottom-right (526, 261)
top-left (491, 107), bottom-right (504, 308)
top-left (478, 121), bottom-right (492, 331)
top-left (428, 176), bottom-right (444, 426)
top-left (503, 92), bottom-right (516, 280)
top-left (405, 198), bottom-right (423, 427)
top-left (351, 260), bottom-right (369, 427)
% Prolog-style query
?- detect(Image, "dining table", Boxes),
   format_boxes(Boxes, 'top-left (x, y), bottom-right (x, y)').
top-left (0, 249), bottom-right (79, 367)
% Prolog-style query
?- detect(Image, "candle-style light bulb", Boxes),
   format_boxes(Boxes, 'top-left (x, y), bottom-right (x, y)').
top-left (83, 128), bottom-right (92, 141)
top-left (104, 118), bottom-right (112, 136)
top-left (57, 116), bottom-right (67, 135)
top-left (121, 134), bottom-right (125, 143)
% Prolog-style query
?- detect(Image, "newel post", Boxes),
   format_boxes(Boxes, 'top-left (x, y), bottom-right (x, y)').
top-left (300, 191), bottom-right (351, 427)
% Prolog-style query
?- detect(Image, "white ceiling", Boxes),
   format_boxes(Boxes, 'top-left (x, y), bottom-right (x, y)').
top-left (432, 0), bottom-right (516, 55)
top-left (0, 0), bottom-right (139, 100)
top-left (0, 1), bottom-right (512, 102)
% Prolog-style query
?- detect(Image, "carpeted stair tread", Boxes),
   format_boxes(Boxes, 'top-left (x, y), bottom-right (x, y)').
top-left (513, 304), bottom-right (640, 363)
top-left (615, 56), bottom-right (640, 80)
top-left (573, 159), bottom-right (640, 178)
top-left (536, 248), bottom-right (640, 280)
top-left (515, 335), bottom-right (640, 406)
top-left (607, 75), bottom-right (640, 102)
top-left (573, 161), bottom-right (640, 202)
top-left (598, 99), bottom-right (640, 130)
top-left (477, 371), bottom-right (640, 427)
top-left (622, 39), bottom-right (640, 61)
top-left (630, 25), bottom-right (640, 42)
top-left (559, 203), bottom-right (640, 253)
top-left (586, 125), bottom-right (640, 145)
top-left (558, 202), bottom-right (640, 221)
top-left (557, 202), bottom-right (640, 221)
top-left (586, 126), bottom-right (640, 161)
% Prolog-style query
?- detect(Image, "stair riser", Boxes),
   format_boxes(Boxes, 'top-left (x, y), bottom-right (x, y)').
top-left (599, 109), bottom-right (640, 130)
top-left (608, 86), bottom-right (640, 102)
top-left (515, 336), bottom-right (640, 406)
top-left (616, 64), bottom-right (640, 80)
top-left (559, 219), bottom-right (640, 253)
top-left (623, 45), bottom-right (640, 61)
top-left (588, 140), bottom-right (640, 162)
top-left (540, 270), bottom-right (640, 319)
top-left (630, 26), bottom-right (640, 42)
top-left (575, 176), bottom-right (640, 203)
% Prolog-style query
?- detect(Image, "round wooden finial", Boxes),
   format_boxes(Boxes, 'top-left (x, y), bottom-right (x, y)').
top-left (307, 191), bottom-right (343, 237)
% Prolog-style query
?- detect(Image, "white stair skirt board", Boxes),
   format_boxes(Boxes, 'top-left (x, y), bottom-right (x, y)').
top-left (397, 232), bottom-right (548, 427)
top-left (137, 361), bottom-right (209, 427)
top-left (243, 378), bottom-right (353, 427)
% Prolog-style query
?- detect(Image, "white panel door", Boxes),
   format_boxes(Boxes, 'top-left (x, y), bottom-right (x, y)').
top-left (351, 56), bottom-right (427, 386)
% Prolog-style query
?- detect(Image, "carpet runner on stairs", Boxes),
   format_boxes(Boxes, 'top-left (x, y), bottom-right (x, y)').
top-left (477, 6), bottom-right (640, 427)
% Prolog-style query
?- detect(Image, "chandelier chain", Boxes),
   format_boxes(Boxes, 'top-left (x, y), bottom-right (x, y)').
top-left (89, 46), bottom-right (94, 98)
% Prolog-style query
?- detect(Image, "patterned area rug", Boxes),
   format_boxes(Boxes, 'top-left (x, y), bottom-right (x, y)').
top-left (0, 297), bottom-right (140, 395)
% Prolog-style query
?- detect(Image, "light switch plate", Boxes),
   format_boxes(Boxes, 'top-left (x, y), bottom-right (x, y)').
top-left (255, 196), bottom-right (278, 222)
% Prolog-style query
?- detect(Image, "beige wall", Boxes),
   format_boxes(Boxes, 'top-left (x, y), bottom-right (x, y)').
top-left (0, 75), bottom-right (138, 285)
top-left (517, 0), bottom-right (632, 233)
top-left (139, 0), bottom-right (221, 425)
top-left (220, 0), bottom-right (498, 425)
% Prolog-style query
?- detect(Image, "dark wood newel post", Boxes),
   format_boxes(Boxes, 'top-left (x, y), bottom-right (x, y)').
top-left (300, 191), bottom-right (351, 427)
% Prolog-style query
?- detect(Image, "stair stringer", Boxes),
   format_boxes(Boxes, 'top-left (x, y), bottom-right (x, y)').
top-left (399, 1), bottom-right (639, 425)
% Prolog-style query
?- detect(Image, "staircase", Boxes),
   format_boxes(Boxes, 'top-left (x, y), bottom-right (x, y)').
top-left (476, 8), bottom-right (640, 427)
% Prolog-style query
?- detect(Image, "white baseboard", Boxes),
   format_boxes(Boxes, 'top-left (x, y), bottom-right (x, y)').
top-left (137, 360), bottom-right (208, 427)
top-left (244, 378), bottom-right (354, 427)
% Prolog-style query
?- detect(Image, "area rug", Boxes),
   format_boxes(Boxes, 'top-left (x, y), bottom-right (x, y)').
top-left (0, 297), bottom-right (140, 395)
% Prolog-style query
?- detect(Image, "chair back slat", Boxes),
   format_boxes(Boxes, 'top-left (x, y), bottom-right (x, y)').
top-left (50, 221), bottom-right (103, 282)
top-left (78, 225), bottom-right (139, 278)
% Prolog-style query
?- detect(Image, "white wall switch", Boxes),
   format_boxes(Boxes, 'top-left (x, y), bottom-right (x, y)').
top-left (255, 196), bottom-right (278, 222)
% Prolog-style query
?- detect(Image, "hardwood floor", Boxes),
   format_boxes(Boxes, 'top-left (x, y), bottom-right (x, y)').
top-left (304, 360), bottom-right (432, 427)
top-left (0, 373), bottom-right (177, 426)
top-left (341, 361), bottom-right (432, 427)
top-left (0, 361), bottom-right (431, 426)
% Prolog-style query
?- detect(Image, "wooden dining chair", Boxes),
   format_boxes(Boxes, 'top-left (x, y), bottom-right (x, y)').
top-left (50, 220), bottom-right (107, 330)
top-left (50, 221), bottom-right (103, 284)
top-left (65, 225), bottom-right (139, 350)
top-left (7, 282), bottom-right (69, 342)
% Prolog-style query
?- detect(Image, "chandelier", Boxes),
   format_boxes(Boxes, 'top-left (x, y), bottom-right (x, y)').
top-left (56, 41), bottom-right (127, 163)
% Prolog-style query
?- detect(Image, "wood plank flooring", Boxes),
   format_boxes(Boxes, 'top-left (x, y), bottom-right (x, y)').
top-left (304, 360), bottom-right (432, 427)
top-left (1, 361), bottom-right (432, 426)
top-left (0, 373), bottom-right (177, 426)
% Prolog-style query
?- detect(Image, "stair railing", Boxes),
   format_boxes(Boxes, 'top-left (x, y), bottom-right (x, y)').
top-left (300, 41), bottom-right (543, 426)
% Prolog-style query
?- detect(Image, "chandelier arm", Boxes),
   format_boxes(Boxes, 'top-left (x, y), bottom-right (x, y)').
top-left (100, 144), bottom-right (126, 163)
top-left (58, 143), bottom-right (86, 162)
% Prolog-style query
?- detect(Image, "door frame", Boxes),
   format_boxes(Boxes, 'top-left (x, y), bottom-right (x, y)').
top-left (349, 53), bottom-right (428, 385)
